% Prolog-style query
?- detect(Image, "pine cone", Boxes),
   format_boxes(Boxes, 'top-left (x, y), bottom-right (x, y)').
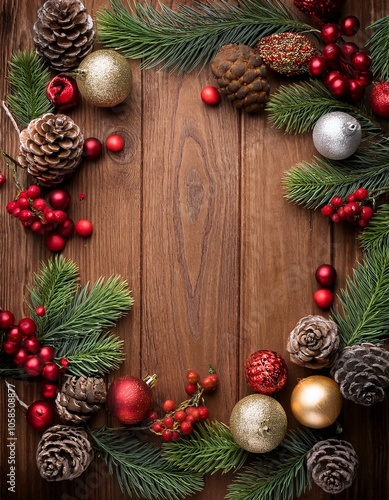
top-left (36, 424), bottom-right (94, 481)
top-left (287, 315), bottom-right (340, 369)
top-left (18, 113), bottom-right (84, 186)
top-left (211, 43), bottom-right (270, 112)
top-left (306, 439), bottom-right (358, 494)
top-left (330, 343), bottom-right (389, 405)
top-left (55, 376), bottom-right (107, 424)
top-left (33, 0), bottom-right (94, 71)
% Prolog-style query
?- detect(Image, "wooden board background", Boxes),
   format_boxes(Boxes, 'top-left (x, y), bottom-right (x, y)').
top-left (0, 0), bottom-right (388, 499)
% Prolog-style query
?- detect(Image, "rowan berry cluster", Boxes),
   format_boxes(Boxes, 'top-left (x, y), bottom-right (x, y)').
top-left (320, 187), bottom-right (374, 227)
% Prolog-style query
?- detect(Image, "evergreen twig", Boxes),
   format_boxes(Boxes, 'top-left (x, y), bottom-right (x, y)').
top-left (97, 0), bottom-right (317, 73)
top-left (162, 421), bottom-right (248, 474)
top-left (359, 204), bottom-right (389, 252)
top-left (90, 427), bottom-right (204, 499)
top-left (367, 16), bottom-right (389, 81)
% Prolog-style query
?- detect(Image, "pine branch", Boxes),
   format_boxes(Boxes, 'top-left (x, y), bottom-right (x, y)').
top-left (55, 332), bottom-right (125, 376)
top-left (226, 427), bottom-right (320, 500)
top-left (90, 427), bottom-right (204, 499)
top-left (359, 204), bottom-right (389, 253)
top-left (330, 247), bottom-right (389, 348)
top-left (367, 16), bottom-right (389, 81)
top-left (162, 420), bottom-right (248, 474)
top-left (6, 50), bottom-right (53, 129)
top-left (96, 0), bottom-right (317, 73)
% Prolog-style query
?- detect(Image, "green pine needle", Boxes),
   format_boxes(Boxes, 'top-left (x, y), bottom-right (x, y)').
top-left (162, 421), bottom-right (248, 474)
top-left (97, 0), bottom-right (317, 73)
top-left (6, 50), bottom-right (53, 129)
top-left (359, 204), bottom-right (389, 253)
top-left (226, 427), bottom-right (319, 500)
top-left (90, 427), bottom-right (204, 499)
top-left (368, 16), bottom-right (389, 81)
top-left (330, 246), bottom-right (389, 347)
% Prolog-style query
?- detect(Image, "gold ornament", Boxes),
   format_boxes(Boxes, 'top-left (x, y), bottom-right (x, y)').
top-left (74, 50), bottom-right (132, 107)
top-left (229, 394), bottom-right (287, 453)
top-left (290, 375), bottom-right (342, 429)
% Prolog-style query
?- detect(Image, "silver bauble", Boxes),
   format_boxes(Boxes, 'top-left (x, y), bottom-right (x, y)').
top-left (75, 50), bottom-right (132, 107)
top-left (312, 111), bottom-right (362, 160)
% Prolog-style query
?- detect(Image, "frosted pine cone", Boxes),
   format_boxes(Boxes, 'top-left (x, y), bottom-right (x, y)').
top-left (55, 376), bottom-right (107, 424)
top-left (307, 439), bottom-right (358, 494)
top-left (330, 344), bottom-right (389, 405)
top-left (287, 315), bottom-right (340, 369)
top-left (36, 425), bottom-right (93, 481)
top-left (33, 0), bottom-right (94, 71)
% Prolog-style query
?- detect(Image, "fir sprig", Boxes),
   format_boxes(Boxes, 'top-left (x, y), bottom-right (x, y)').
top-left (97, 0), bottom-right (317, 73)
top-left (162, 421), bottom-right (248, 474)
top-left (226, 427), bottom-right (319, 500)
top-left (368, 16), bottom-right (389, 81)
top-left (90, 427), bottom-right (204, 499)
top-left (359, 204), bottom-right (389, 252)
top-left (331, 246), bottom-right (389, 348)
top-left (6, 51), bottom-right (53, 129)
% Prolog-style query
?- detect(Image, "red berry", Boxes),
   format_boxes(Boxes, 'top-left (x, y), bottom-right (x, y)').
top-left (180, 421), bottom-right (193, 435)
top-left (83, 137), bottom-right (103, 160)
top-left (17, 196), bottom-right (30, 209)
top-left (341, 42), bottom-right (359, 61)
top-left (185, 407), bottom-right (200, 423)
top-left (356, 70), bottom-right (373, 88)
top-left (162, 399), bottom-right (176, 413)
top-left (352, 52), bottom-right (371, 71)
top-left (171, 431), bottom-right (181, 441)
top-left (0, 310), bottom-right (15, 329)
top-left (6, 200), bottom-right (18, 214)
top-left (200, 86), bottom-right (221, 106)
top-left (42, 362), bottom-right (60, 381)
top-left (59, 357), bottom-right (69, 367)
top-left (39, 346), bottom-right (55, 363)
top-left (346, 193), bottom-right (356, 203)
top-left (349, 201), bottom-right (361, 215)
top-left (161, 429), bottom-right (173, 442)
top-left (6, 327), bottom-right (21, 343)
top-left (321, 205), bottom-right (333, 217)
top-left (24, 355), bottom-right (44, 377)
top-left (75, 219), bottom-right (93, 238)
top-left (321, 24), bottom-right (341, 44)
top-left (354, 187), bottom-right (369, 201)
top-left (313, 288), bottom-right (334, 309)
top-left (201, 375), bottom-right (218, 393)
top-left (330, 196), bottom-right (343, 208)
top-left (322, 43), bottom-right (341, 62)
top-left (340, 16), bottom-right (360, 36)
top-left (186, 369), bottom-right (200, 384)
top-left (11, 206), bottom-right (21, 218)
top-left (40, 381), bottom-right (59, 400)
top-left (185, 382), bottom-right (198, 396)
top-left (48, 189), bottom-right (71, 211)
top-left (43, 208), bottom-right (55, 223)
top-left (13, 348), bottom-right (28, 366)
top-left (31, 221), bottom-right (45, 234)
top-left (32, 198), bottom-right (46, 211)
top-left (358, 218), bottom-right (370, 228)
top-left (342, 204), bottom-right (354, 217)
top-left (35, 305), bottom-right (46, 317)
top-left (151, 421), bottom-right (164, 433)
top-left (0, 173), bottom-right (6, 186)
top-left (337, 207), bottom-right (346, 219)
top-left (18, 317), bottom-right (36, 337)
top-left (331, 213), bottom-right (341, 224)
top-left (348, 79), bottom-right (364, 101)
top-left (46, 232), bottom-right (66, 252)
top-left (315, 264), bottom-right (337, 287)
top-left (163, 416), bottom-right (175, 429)
top-left (197, 406), bottom-right (210, 421)
top-left (2, 340), bottom-right (19, 355)
top-left (57, 217), bottom-right (75, 237)
top-left (26, 185), bottom-right (41, 199)
top-left (329, 75), bottom-right (349, 97)
top-left (106, 134), bottom-right (125, 152)
top-left (360, 205), bottom-right (374, 221)
top-left (174, 410), bottom-right (187, 423)
top-left (53, 210), bottom-right (68, 224)
top-left (24, 337), bottom-right (41, 353)
top-left (308, 56), bottom-right (327, 77)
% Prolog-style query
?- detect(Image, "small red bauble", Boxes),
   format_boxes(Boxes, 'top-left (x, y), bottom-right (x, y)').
top-left (57, 217), bottom-right (75, 237)
top-left (106, 375), bottom-right (155, 424)
top-left (35, 305), bottom-right (46, 317)
top-left (18, 317), bottom-right (36, 337)
top-left (0, 310), bottom-right (15, 329)
top-left (40, 381), bottom-right (59, 400)
top-left (13, 348), bottom-right (28, 366)
top-left (48, 188), bottom-right (71, 211)
top-left (75, 219), bottom-right (93, 237)
top-left (308, 56), bottom-right (327, 77)
top-left (24, 355), bottom-right (44, 377)
top-left (313, 288), bottom-right (334, 309)
top-left (315, 264), bottom-right (337, 287)
top-left (39, 345), bottom-right (55, 363)
top-left (2, 340), bottom-right (19, 355)
top-left (329, 75), bottom-right (349, 97)
top-left (42, 362), bottom-right (60, 381)
top-left (340, 15), bottom-right (360, 36)
top-left (6, 327), bottom-right (21, 343)
top-left (83, 137), bottom-right (103, 160)
top-left (351, 52), bottom-right (371, 72)
top-left (370, 82), bottom-right (389, 117)
top-left (106, 134), bottom-right (125, 152)
top-left (200, 86), bottom-right (221, 106)
top-left (321, 24), bottom-right (341, 44)
top-left (244, 349), bottom-right (288, 394)
top-left (24, 336), bottom-right (41, 353)
top-left (46, 75), bottom-right (79, 111)
top-left (46, 232), bottom-right (67, 252)
top-left (26, 400), bottom-right (55, 432)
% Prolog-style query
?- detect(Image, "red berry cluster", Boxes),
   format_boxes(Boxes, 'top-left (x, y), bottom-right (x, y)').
top-left (149, 368), bottom-right (217, 442)
top-left (6, 186), bottom-right (93, 252)
top-left (1, 308), bottom-right (68, 399)
top-left (320, 187), bottom-right (374, 227)
top-left (309, 16), bottom-right (372, 101)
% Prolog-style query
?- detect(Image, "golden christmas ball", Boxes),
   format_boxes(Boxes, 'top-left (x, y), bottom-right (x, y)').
top-left (229, 394), bottom-right (287, 453)
top-left (75, 50), bottom-right (132, 107)
top-left (290, 375), bottom-right (342, 429)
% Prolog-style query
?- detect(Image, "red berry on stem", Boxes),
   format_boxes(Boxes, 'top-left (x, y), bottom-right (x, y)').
top-left (106, 134), bottom-right (125, 152)
top-left (42, 362), bottom-right (60, 381)
top-left (18, 317), bottom-right (36, 337)
top-left (163, 416), bottom-right (175, 429)
top-left (57, 217), bottom-right (75, 237)
top-left (315, 264), bottom-right (337, 287)
top-left (185, 382), bottom-right (198, 396)
top-left (313, 288), bottom-right (334, 309)
top-left (174, 410), bottom-right (187, 422)
top-left (17, 196), bottom-right (30, 209)
top-left (48, 189), bottom-right (71, 211)
top-left (186, 369), bottom-right (200, 384)
top-left (32, 198), bottom-right (46, 211)
top-left (0, 310), bottom-right (15, 328)
top-left (59, 357), bottom-right (69, 368)
top-left (0, 173), bottom-right (5, 186)
top-left (24, 337), bottom-right (41, 353)
top-left (331, 213), bottom-right (341, 224)
top-left (201, 375), bottom-right (218, 393)
top-left (6, 327), bottom-right (21, 343)
top-left (200, 86), bottom-right (221, 105)
top-left (352, 52), bottom-right (371, 71)
top-left (162, 399), bottom-right (176, 413)
top-left (40, 381), bottom-right (59, 400)
top-left (330, 196), bottom-right (343, 208)
top-left (197, 406), bottom-right (210, 421)
top-left (348, 79), bottom-right (364, 101)
top-left (6, 200), bottom-right (18, 214)
top-left (360, 205), bottom-right (374, 221)
top-left (341, 42), bottom-right (359, 61)
top-left (27, 185), bottom-right (41, 199)
top-left (346, 193), bottom-right (356, 203)
top-left (180, 421), bottom-right (193, 435)
top-left (308, 56), bottom-right (327, 77)
top-left (161, 429), bottom-right (173, 442)
top-left (321, 24), bottom-right (341, 44)
top-left (356, 70), bottom-right (373, 88)
top-left (46, 232), bottom-right (67, 252)
top-left (322, 43), bottom-right (341, 62)
top-left (39, 345), bottom-right (55, 363)
top-left (35, 305), bottom-right (46, 317)
top-left (3, 340), bottom-right (19, 355)
top-left (24, 355), bottom-right (44, 377)
top-left (354, 187), bottom-right (368, 201)
top-left (13, 348), bottom-right (28, 366)
top-left (75, 219), bottom-right (93, 237)
top-left (340, 16), bottom-right (360, 36)
top-left (321, 205), bottom-right (333, 217)
top-left (329, 75), bottom-right (349, 97)
top-left (83, 137), bottom-right (103, 160)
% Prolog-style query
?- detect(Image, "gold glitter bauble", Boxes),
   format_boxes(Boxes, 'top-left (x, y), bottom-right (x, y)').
top-left (75, 50), bottom-right (132, 107)
top-left (229, 394), bottom-right (287, 453)
top-left (290, 375), bottom-right (342, 429)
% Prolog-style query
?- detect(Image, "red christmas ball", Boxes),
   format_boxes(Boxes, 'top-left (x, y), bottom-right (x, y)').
top-left (46, 232), bottom-right (67, 252)
top-left (75, 219), bottom-right (93, 238)
top-left (107, 375), bottom-right (155, 424)
top-left (26, 400), bottom-right (55, 432)
top-left (0, 310), bottom-right (15, 328)
top-left (106, 134), bottom-right (125, 152)
top-left (315, 264), bottom-right (337, 287)
top-left (293, 0), bottom-right (345, 20)
top-left (313, 288), bottom-right (334, 309)
top-left (24, 355), bottom-right (44, 377)
top-left (42, 362), bottom-right (60, 381)
top-left (83, 137), bottom-right (103, 160)
top-left (200, 86), bottom-right (221, 105)
top-left (244, 350), bottom-right (288, 394)
top-left (40, 381), bottom-right (59, 400)
top-left (48, 189), bottom-right (71, 211)
top-left (370, 82), bottom-right (389, 117)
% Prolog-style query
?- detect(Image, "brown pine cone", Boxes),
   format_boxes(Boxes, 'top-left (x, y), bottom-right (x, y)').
top-left (330, 343), bottom-right (389, 405)
top-left (36, 424), bottom-right (94, 481)
top-left (55, 376), bottom-right (107, 424)
top-left (18, 113), bottom-right (84, 186)
top-left (287, 315), bottom-right (340, 369)
top-left (306, 438), bottom-right (358, 494)
top-left (211, 43), bottom-right (270, 112)
top-left (33, 0), bottom-right (94, 71)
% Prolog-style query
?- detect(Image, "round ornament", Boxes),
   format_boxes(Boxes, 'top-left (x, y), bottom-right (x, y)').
top-left (290, 375), bottom-right (342, 428)
top-left (315, 264), bottom-right (337, 287)
top-left (83, 137), bottom-right (103, 160)
top-left (75, 50), bottom-right (132, 108)
top-left (106, 375), bottom-right (157, 425)
top-left (200, 86), bottom-right (221, 105)
top-left (106, 134), bottom-right (125, 152)
top-left (369, 82), bottom-right (389, 117)
top-left (229, 394), bottom-right (287, 453)
top-left (312, 112), bottom-right (362, 160)
top-left (26, 400), bottom-right (55, 432)
top-left (75, 219), bottom-right (93, 238)
top-left (46, 232), bottom-right (66, 252)
top-left (244, 349), bottom-right (288, 394)
top-left (313, 288), bottom-right (334, 309)
top-left (48, 189), bottom-right (71, 211)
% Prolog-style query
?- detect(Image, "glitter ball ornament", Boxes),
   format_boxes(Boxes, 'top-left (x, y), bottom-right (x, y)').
top-left (369, 82), bottom-right (389, 117)
top-left (312, 112), bottom-right (362, 160)
top-left (230, 394), bottom-right (287, 453)
top-left (244, 349), bottom-right (288, 394)
top-left (74, 50), bottom-right (132, 107)
top-left (293, 0), bottom-right (345, 20)
top-left (256, 33), bottom-right (316, 75)
top-left (290, 375), bottom-right (342, 428)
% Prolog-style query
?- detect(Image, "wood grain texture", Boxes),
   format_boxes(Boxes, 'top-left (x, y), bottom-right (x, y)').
top-left (0, 0), bottom-right (388, 499)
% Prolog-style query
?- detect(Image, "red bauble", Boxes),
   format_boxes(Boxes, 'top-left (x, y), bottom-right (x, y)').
top-left (315, 264), bottom-right (337, 287)
top-left (24, 355), bottom-right (44, 377)
top-left (2, 340), bottom-right (19, 355)
top-left (48, 188), bottom-right (71, 211)
top-left (24, 336), bottom-right (41, 353)
top-left (293, 0), bottom-right (344, 20)
top-left (40, 381), bottom-right (59, 400)
top-left (75, 219), bottom-right (93, 237)
top-left (46, 75), bottom-right (79, 111)
top-left (35, 305), bottom-right (46, 317)
top-left (13, 348), bottom-right (28, 366)
top-left (340, 16), bottom-right (360, 36)
top-left (57, 217), bottom-right (75, 237)
top-left (106, 375), bottom-right (155, 424)
top-left (370, 82), bottom-right (389, 117)
top-left (200, 86), bottom-right (221, 105)
top-left (26, 400), bottom-right (55, 432)
top-left (18, 317), bottom-right (36, 337)
top-left (106, 134), bottom-right (125, 152)
top-left (313, 288), bottom-right (334, 309)
top-left (308, 56), bottom-right (327, 77)
top-left (42, 362), bottom-right (60, 381)
top-left (83, 137), bottom-right (103, 160)
top-left (46, 232), bottom-right (67, 252)
top-left (244, 350), bottom-right (288, 395)
top-left (0, 310), bottom-right (15, 328)
top-left (39, 345), bottom-right (55, 363)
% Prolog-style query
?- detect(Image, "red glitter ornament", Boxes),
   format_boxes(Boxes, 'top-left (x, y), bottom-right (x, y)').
top-left (26, 400), bottom-right (55, 432)
top-left (293, 0), bottom-right (345, 21)
top-left (46, 75), bottom-right (79, 112)
top-left (370, 82), bottom-right (389, 117)
top-left (244, 350), bottom-right (288, 394)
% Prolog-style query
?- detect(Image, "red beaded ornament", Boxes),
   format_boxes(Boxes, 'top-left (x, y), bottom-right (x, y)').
top-left (244, 350), bottom-right (288, 394)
